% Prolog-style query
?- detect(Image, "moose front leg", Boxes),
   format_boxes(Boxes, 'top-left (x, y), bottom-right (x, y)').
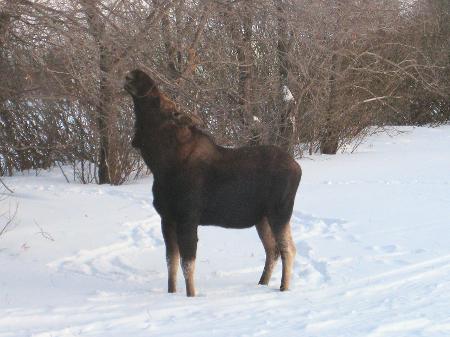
top-left (161, 221), bottom-right (180, 293)
top-left (176, 224), bottom-right (198, 297)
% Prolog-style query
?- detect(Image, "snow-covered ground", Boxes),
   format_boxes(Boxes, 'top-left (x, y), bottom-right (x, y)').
top-left (1, 126), bottom-right (450, 337)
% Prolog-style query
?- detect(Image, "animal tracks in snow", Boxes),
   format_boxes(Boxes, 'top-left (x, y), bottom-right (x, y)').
top-left (291, 211), bottom-right (350, 287)
top-left (48, 217), bottom-right (164, 283)
top-left (48, 209), bottom-right (352, 295)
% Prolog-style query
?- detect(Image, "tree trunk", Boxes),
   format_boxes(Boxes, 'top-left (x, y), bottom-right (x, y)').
top-left (275, 0), bottom-right (295, 153)
top-left (82, 1), bottom-right (115, 184)
top-left (232, 5), bottom-right (259, 145)
top-left (320, 3), bottom-right (342, 155)
top-left (0, 9), bottom-right (12, 46)
top-left (157, 0), bottom-right (180, 81)
top-left (0, 6), bottom-right (15, 176)
top-left (320, 52), bottom-right (340, 155)
top-left (97, 48), bottom-right (114, 184)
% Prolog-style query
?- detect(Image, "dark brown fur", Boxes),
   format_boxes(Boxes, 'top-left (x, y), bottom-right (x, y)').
top-left (124, 69), bottom-right (302, 296)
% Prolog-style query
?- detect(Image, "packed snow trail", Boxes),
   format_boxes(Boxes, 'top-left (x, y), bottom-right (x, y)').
top-left (1, 126), bottom-right (450, 337)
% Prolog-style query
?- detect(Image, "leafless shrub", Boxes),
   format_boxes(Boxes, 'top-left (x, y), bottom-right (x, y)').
top-left (0, 0), bottom-right (448, 183)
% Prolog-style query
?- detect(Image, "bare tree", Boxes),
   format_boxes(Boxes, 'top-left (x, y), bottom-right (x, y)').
top-left (1, 0), bottom-right (448, 183)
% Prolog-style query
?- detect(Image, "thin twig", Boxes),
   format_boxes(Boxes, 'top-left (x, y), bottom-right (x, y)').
top-left (0, 177), bottom-right (14, 194)
top-left (34, 220), bottom-right (55, 242)
top-left (0, 202), bottom-right (18, 237)
top-left (57, 162), bottom-right (70, 184)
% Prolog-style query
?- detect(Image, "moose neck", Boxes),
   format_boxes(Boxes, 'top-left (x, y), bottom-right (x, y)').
top-left (133, 95), bottom-right (167, 128)
top-left (132, 94), bottom-right (175, 177)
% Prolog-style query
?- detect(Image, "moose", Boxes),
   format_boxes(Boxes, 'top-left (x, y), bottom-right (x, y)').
top-left (124, 69), bottom-right (302, 297)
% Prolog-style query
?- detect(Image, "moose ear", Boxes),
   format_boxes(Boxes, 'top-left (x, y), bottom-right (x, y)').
top-left (172, 111), bottom-right (204, 128)
top-left (172, 111), bottom-right (193, 126)
top-left (189, 114), bottom-right (205, 128)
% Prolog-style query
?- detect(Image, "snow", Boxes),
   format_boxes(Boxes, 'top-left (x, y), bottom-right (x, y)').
top-left (1, 126), bottom-right (450, 337)
top-left (282, 85), bottom-right (294, 102)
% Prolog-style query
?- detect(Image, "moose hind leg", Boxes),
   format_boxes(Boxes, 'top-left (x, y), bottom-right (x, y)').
top-left (177, 225), bottom-right (198, 297)
top-left (161, 221), bottom-right (180, 293)
top-left (256, 217), bottom-right (280, 285)
top-left (270, 218), bottom-right (296, 291)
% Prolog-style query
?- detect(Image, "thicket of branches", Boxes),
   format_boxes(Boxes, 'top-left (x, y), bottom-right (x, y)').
top-left (1, 0), bottom-right (448, 184)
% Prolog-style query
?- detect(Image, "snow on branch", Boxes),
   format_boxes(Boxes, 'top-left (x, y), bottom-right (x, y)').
top-left (282, 85), bottom-right (294, 102)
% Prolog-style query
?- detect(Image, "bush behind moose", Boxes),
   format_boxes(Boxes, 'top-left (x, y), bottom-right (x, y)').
top-left (1, 0), bottom-right (448, 182)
